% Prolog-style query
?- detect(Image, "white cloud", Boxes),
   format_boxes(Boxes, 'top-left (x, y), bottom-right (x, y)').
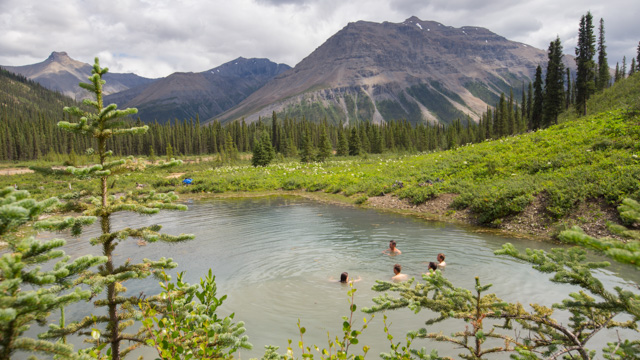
top-left (0, 0), bottom-right (638, 78)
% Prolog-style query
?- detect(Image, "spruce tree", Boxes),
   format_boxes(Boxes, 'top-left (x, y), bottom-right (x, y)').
top-left (575, 12), bottom-right (596, 116)
top-left (225, 131), bottom-right (238, 162)
top-left (543, 37), bottom-right (565, 126)
top-left (565, 68), bottom-right (572, 109)
top-left (0, 187), bottom-right (104, 360)
top-left (520, 84), bottom-right (527, 131)
top-left (596, 18), bottom-right (610, 90)
top-left (622, 56), bottom-right (627, 79)
top-left (336, 129), bottom-right (349, 156)
top-left (637, 41), bottom-right (640, 72)
top-left (316, 126), bottom-right (333, 162)
top-left (271, 111), bottom-right (279, 153)
top-left (282, 133), bottom-right (298, 158)
top-left (348, 127), bottom-right (361, 156)
top-left (493, 93), bottom-right (506, 136)
top-left (531, 65), bottom-right (544, 130)
top-left (371, 126), bottom-right (384, 154)
top-left (252, 131), bottom-right (275, 167)
top-left (507, 89), bottom-right (515, 135)
top-left (166, 143), bottom-right (174, 160)
top-left (630, 58), bottom-right (637, 76)
top-left (526, 82), bottom-right (533, 124)
top-left (49, 58), bottom-right (194, 360)
top-left (299, 129), bottom-right (315, 163)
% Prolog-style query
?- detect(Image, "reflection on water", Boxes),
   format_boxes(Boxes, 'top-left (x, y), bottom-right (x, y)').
top-left (35, 196), bottom-right (640, 359)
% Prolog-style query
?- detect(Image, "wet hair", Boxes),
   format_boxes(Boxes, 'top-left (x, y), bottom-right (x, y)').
top-left (389, 240), bottom-right (397, 247)
top-left (437, 253), bottom-right (445, 262)
top-left (428, 262), bottom-right (438, 271)
top-left (340, 272), bottom-right (349, 283)
top-left (393, 264), bottom-right (402, 273)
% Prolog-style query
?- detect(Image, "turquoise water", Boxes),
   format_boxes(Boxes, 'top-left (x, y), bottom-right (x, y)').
top-left (36, 196), bottom-right (640, 359)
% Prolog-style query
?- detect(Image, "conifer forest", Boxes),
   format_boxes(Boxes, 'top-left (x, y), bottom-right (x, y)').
top-left (1, 9), bottom-right (640, 360)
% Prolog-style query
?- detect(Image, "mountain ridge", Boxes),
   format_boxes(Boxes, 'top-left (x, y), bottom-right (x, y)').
top-left (213, 17), bottom-right (576, 125)
top-left (2, 51), bottom-right (156, 100)
top-left (104, 57), bottom-right (290, 123)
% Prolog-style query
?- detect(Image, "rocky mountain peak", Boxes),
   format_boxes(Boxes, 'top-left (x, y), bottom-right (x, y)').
top-left (216, 17), bottom-right (573, 125)
top-left (3, 52), bottom-right (155, 100)
top-left (47, 51), bottom-right (70, 61)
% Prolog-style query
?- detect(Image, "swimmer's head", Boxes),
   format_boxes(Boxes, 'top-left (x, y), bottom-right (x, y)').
top-left (437, 253), bottom-right (445, 262)
top-left (428, 262), bottom-right (438, 271)
top-left (393, 264), bottom-right (402, 274)
top-left (389, 240), bottom-right (397, 249)
top-left (340, 272), bottom-right (349, 283)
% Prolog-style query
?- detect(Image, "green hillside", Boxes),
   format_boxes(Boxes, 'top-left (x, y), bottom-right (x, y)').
top-left (165, 72), bottom-right (640, 231)
top-left (0, 67), bottom-right (79, 118)
top-left (0, 68), bottom-right (94, 160)
top-left (2, 72), bottom-right (639, 240)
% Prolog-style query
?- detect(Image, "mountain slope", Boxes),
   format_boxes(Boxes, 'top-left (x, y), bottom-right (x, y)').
top-left (2, 52), bottom-right (156, 100)
top-left (104, 57), bottom-right (290, 123)
top-left (0, 66), bottom-right (81, 118)
top-left (215, 17), bottom-right (575, 125)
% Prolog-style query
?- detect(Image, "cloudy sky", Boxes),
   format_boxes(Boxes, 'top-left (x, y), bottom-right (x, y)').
top-left (1, 0), bottom-right (638, 78)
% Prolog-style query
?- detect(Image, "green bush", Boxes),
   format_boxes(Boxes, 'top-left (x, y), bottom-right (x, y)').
top-left (397, 185), bottom-right (439, 205)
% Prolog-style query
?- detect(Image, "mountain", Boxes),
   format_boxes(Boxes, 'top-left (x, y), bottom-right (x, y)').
top-left (215, 17), bottom-right (575, 125)
top-left (104, 57), bottom-right (290, 123)
top-left (2, 51), bottom-right (156, 100)
top-left (0, 66), bottom-right (82, 119)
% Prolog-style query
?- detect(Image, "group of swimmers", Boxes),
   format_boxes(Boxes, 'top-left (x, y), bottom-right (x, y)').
top-left (339, 240), bottom-right (446, 283)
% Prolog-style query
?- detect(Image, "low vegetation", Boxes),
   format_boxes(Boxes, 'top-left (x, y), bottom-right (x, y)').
top-left (3, 75), bottom-right (640, 235)
top-left (2, 17), bottom-right (640, 358)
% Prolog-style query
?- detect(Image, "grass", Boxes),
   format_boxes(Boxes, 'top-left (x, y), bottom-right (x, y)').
top-left (2, 74), bottom-right (640, 230)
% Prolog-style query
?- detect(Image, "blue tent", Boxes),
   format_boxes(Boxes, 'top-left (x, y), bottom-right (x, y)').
top-left (182, 178), bottom-right (193, 185)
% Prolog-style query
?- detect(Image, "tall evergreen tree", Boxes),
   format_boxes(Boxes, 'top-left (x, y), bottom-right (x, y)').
top-left (622, 56), bottom-right (627, 79)
top-left (637, 41), bottom-right (640, 72)
top-left (531, 65), bottom-right (544, 130)
top-left (271, 111), bottom-right (279, 153)
top-left (348, 127), bottom-right (361, 156)
top-left (520, 84), bottom-right (527, 132)
top-left (575, 12), bottom-right (596, 115)
top-left (630, 58), bottom-right (637, 76)
top-left (526, 82), bottom-right (533, 124)
top-left (507, 89), bottom-right (515, 135)
top-left (0, 188), bottom-right (104, 360)
top-left (493, 93), bottom-right (506, 137)
top-left (50, 58), bottom-right (194, 360)
top-left (316, 126), bottom-right (333, 162)
top-left (336, 129), bottom-right (349, 156)
top-left (596, 18), bottom-right (610, 90)
top-left (565, 68), bottom-right (572, 109)
top-left (251, 131), bottom-right (275, 167)
top-left (615, 62), bottom-right (621, 82)
top-left (299, 129), bottom-right (315, 163)
top-left (225, 131), bottom-right (238, 162)
top-left (543, 37), bottom-right (565, 126)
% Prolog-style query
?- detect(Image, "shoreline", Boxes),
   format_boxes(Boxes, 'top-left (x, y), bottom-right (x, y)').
top-left (178, 190), bottom-right (564, 245)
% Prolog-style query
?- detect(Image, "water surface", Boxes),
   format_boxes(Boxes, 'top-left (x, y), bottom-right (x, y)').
top-left (39, 196), bottom-right (640, 359)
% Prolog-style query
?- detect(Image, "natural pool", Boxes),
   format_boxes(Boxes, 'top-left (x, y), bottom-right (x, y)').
top-left (39, 196), bottom-right (640, 359)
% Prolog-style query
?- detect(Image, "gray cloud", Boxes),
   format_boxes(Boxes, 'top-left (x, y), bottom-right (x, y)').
top-left (0, 0), bottom-right (637, 78)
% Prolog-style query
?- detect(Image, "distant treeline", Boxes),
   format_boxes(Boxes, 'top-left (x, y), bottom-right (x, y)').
top-left (1, 101), bottom-right (527, 162)
top-left (0, 83), bottom-right (580, 162)
top-left (3, 30), bottom-right (637, 163)
top-left (0, 62), bottom-right (538, 161)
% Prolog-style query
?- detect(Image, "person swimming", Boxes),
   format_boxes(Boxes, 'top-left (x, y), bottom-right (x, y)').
top-left (425, 261), bottom-right (438, 275)
top-left (383, 240), bottom-right (402, 255)
top-left (391, 263), bottom-right (409, 282)
top-left (437, 253), bottom-right (446, 269)
top-left (337, 272), bottom-right (361, 283)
